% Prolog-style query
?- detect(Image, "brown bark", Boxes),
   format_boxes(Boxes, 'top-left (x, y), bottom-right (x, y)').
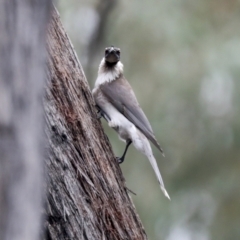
top-left (44, 8), bottom-right (147, 240)
top-left (0, 1), bottom-right (51, 240)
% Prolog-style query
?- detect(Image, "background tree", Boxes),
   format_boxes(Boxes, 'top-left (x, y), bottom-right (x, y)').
top-left (0, 1), bottom-right (50, 240)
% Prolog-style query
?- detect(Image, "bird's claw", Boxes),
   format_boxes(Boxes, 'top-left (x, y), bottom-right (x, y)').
top-left (96, 106), bottom-right (111, 122)
top-left (116, 156), bottom-right (124, 164)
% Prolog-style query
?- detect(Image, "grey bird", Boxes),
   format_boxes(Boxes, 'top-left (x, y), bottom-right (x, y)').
top-left (92, 46), bottom-right (170, 199)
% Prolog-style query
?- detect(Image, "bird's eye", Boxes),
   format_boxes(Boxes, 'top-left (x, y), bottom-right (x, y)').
top-left (105, 49), bottom-right (109, 54)
top-left (116, 50), bottom-right (120, 54)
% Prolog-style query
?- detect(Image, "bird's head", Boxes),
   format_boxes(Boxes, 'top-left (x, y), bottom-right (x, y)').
top-left (104, 46), bottom-right (121, 65)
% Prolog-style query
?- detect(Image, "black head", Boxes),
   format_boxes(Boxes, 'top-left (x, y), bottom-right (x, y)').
top-left (104, 46), bottom-right (121, 65)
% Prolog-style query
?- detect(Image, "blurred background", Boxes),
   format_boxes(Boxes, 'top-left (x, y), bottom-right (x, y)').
top-left (58, 0), bottom-right (240, 239)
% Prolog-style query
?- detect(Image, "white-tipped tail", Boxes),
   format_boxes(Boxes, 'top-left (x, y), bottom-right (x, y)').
top-left (148, 154), bottom-right (170, 200)
top-left (161, 186), bottom-right (171, 200)
top-left (130, 129), bottom-right (170, 199)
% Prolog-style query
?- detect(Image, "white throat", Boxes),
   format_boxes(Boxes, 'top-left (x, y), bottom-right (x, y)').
top-left (95, 58), bottom-right (124, 87)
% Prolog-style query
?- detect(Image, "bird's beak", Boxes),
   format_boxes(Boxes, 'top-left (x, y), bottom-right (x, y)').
top-left (105, 48), bottom-right (120, 63)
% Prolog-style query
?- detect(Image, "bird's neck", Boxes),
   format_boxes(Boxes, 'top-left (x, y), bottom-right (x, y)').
top-left (95, 58), bottom-right (123, 87)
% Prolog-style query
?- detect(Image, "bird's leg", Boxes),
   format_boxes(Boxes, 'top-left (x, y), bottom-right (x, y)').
top-left (117, 139), bottom-right (132, 164)
top-left (96, 105), bottom-right (104, 119)
top-left (96, 105), bottom-right (111, 122)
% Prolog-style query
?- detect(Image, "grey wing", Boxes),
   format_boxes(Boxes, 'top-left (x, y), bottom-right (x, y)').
top-left (100, 77), bottom-right (164, 154)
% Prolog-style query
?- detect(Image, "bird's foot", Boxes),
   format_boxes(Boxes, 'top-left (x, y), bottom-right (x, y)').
top-left (96, 106), bottom-right (111, 122)
top-left (97, 111), bottom-right (102, 119)
top-left (116, 156), bottom-right (124, 164)
top-left (96, 108), bottom-right (104, 119)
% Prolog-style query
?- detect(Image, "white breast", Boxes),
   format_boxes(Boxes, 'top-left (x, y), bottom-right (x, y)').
top-left (94, 59), bottom-right (123, 87)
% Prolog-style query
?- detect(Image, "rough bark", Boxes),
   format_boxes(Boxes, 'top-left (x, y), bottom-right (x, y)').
top-left (44, 8), bottom-right (147, 240)
top-left (0, 1), bottom-right (50, 240)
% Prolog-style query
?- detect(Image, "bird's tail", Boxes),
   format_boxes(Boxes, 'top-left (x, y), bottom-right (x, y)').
top-left (148, 154), bottom-right (170, 200)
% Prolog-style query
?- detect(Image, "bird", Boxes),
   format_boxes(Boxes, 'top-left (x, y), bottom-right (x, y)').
top-left (92, 46), bottom-right (170, 199)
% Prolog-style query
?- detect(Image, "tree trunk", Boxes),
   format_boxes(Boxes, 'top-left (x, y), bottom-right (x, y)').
top-left (0, 1), bottom-right (50, 240)
top-left (45, 8), bottom-right (147, 240)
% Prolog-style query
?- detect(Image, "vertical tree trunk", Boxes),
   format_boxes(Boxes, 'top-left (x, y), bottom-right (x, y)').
top-left (45, 8), bottom-right (147, 240)
top-left (0, 1), bottom-right (50, 240)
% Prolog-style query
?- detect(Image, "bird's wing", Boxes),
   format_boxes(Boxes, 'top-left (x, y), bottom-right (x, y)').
top-left (100, 77), bottom-right (164, 154)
